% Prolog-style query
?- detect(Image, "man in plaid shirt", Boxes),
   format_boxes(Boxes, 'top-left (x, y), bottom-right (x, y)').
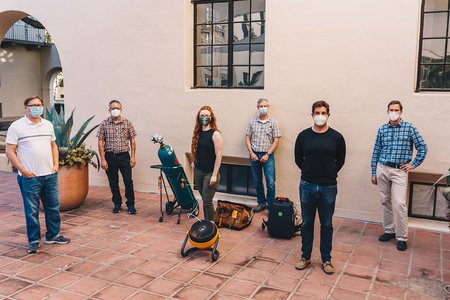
top-left (245, 98), bottom-right (281, 213)
top-left (97, 100), bottom-right (137, 214)
top-left (371, 100), bottom-right (427, 251)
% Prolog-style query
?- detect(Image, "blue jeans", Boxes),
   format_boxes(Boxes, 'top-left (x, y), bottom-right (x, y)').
top-left (299, 180), bottom-right (337, 262)
top-left (17, 173), bottom-right (61, 245)
top-left (250, 152), bottom-right (275, 208)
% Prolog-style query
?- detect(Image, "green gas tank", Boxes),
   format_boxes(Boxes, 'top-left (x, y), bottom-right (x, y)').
top-left (151, 134), bottom-right (198, 211)
top-left (157, 143), bottom-right (180, 168)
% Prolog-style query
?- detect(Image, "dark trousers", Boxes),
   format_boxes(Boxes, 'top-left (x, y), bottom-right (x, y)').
top-left (194, 169), bottom-right (220, 221)
top-left (105, 152), bottom-right (135, 206)
top-left (299, 180), bottom-right (337, 263)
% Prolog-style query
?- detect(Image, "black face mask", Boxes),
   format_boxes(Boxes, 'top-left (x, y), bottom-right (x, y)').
top-left (199, 117), bottom-right (211, 126)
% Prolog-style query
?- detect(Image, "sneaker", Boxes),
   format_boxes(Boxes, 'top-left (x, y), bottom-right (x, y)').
top-left (112, 203), bottom-right (122, 213)
top-left (45, 235), bottom-right (71, 244)
top-left (127, 205), bottom-right (137, 214)
top-left (322, 261), bottom-right (335, 275)
top-left (397, 241), bottom-right (407, 251)
top-left (294, 258), bottom-right (311, 270)
top-left (378, 232), bottom-right (396, 242)
top-left (254, 203), bottom-right (267, 213)
top-left (27, 243), bottom-right (39, 254)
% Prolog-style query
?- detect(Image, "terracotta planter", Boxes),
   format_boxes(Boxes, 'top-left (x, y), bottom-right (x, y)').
top-left (58, 164), bottom-right (89, 211)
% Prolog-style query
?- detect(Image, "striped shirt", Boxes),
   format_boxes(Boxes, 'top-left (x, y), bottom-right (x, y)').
top-left (245, 116), bottom-right (281, 152)
top-left (371, 120), bottom-right (427, 176)
top-left (5, 116), bottom-right (56, 176)
top-left (96, 117), bottom-right (137, 153)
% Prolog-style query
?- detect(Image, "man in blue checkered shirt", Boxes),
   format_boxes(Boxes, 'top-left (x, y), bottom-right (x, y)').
top-left (371, 100), bottom-right (427, 251)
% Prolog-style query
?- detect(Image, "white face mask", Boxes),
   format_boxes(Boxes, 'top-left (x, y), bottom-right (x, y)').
top-left (111, 109), bottom-right (121, 117)
top-left (388, 111), bottom-right (400, 122)
top-left (259, 107), bottom-right (268, 115)
top-left (313, 115), bottom-right (327, 126)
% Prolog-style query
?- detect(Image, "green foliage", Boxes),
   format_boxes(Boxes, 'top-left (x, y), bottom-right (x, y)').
top-left (45, 107), bottom-right (100, 171)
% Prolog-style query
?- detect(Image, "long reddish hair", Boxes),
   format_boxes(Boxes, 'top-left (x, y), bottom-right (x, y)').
top-left (191, 106), bottom-right (219, 162)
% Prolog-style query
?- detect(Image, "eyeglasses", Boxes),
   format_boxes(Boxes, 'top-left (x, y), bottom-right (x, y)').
top-left (26, 104), bottom-right (43, 108)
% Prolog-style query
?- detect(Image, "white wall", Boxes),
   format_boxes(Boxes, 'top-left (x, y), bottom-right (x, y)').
top-left (0, 0), bottom-right (449, 223)
top-left (0, 46), bottom-right (42, 116)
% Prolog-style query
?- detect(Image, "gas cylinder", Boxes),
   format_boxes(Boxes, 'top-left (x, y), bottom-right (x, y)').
top-left (157, 143), bottom-right (180, 167)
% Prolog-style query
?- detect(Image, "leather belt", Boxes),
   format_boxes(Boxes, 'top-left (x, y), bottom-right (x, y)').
top-left (106, 152), bottom-right (128, 156)
top-left (383, 162), bottom-right (403, 169)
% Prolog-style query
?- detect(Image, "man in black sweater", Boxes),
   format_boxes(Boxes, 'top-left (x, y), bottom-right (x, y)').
top-left (294, 101), bottom-right (346, 275)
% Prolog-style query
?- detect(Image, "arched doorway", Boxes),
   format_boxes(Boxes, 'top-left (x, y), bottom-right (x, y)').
top-left (49, 70), bottom-right (64, 113)
top-left (0, 11), bottom-right (63, 119)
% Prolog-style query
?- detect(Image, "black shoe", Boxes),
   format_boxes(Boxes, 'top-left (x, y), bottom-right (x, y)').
top-left (113, 203), bottom-right (122, 213)
top-left (397, 241), bottom-right (407, 251)
top-left (45, 235), bottom-right (70, 244)
top-left (254, 203), bottom-right (267, 213)
top-left (27, 243), bottom-right (39, 254)
top-left (378, 233), bottom-right (396, 242)
top-left (127, 205), bottom-right (137, 214)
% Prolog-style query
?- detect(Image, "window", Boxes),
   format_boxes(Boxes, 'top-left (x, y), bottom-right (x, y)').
top-left (194, 0), bottom-right (265, 88)
top-left (408, 182), bottom-right (447, 221)
top-left (417, 0), bottom-right (450, 91)
top-left (218, 164), bottom-right (257, 196)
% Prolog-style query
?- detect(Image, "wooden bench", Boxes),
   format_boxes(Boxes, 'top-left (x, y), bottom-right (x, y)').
top-left (185, 153), bottom-right (250, 166)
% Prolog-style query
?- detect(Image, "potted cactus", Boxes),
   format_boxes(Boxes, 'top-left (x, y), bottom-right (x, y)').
top-left (45, 107), bottom-right (99, 211)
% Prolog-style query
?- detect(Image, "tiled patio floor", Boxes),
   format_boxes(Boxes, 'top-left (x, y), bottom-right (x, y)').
top-left (0, 171), bottom-right (448, 300)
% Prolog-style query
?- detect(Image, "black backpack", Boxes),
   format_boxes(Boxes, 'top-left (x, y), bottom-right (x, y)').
top-left (262, 197), bottom-right (301, 239)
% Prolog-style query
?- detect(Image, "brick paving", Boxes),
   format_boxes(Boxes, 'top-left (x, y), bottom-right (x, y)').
top-left (0, 171), bottom-right (448, 299)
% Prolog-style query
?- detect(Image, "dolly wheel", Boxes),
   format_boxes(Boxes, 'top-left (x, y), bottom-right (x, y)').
top-left (159, 216), bottom-right (164, 222)
top-left (211, 249), bottom-right (220, 262)
top-left (165, 202), bottom-right (174, 215)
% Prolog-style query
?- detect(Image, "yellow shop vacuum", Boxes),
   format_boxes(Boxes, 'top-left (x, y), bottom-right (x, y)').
top-left (181, 220), bottom-right (220, 262)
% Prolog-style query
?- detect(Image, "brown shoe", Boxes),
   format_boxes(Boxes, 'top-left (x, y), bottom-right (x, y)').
top-left (322, 261), bottom-right (334, 275)
top-left (295, 258), bottom-right (311, 270)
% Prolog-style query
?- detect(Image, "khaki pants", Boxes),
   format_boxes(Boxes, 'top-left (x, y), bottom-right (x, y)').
top-left (376, 163), bottom-right (408, 241)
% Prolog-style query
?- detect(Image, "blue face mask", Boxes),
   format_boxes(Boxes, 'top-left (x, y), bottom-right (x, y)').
top-left (30, 106), bottom-right (44, 117)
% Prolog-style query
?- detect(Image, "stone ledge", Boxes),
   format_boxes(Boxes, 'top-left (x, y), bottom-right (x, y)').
top-left (0, 153), bottom-right (12, 172)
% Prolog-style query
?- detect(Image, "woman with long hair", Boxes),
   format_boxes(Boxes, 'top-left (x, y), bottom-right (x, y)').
top-left (191, 106), bottom-right (223, 221)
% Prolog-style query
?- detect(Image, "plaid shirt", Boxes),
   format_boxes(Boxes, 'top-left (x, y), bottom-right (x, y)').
top-left (245, 116), bottom-right (281, 152)
top-left (371, 120), bottom-right (427, 176)
top-left (96, 117), bottom-right (137, 153)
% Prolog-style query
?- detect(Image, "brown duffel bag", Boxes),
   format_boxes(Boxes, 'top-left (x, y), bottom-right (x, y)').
top-left (213, 200), bottom-right (254, 230)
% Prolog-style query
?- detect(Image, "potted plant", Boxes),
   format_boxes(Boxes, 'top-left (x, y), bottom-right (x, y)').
top-left (46, 107), bottom-right (99, 211)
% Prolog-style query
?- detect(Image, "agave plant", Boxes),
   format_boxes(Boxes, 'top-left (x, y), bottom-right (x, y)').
top-left (45, 107), bottom-right (100, 170)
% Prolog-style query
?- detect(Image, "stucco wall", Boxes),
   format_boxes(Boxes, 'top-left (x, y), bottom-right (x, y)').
top-left (0, 45), bottom-right (42, 116)
top-left (0, 43), bottom-right (61, 116)
top-left (0, 0), bottom-right (449, 223)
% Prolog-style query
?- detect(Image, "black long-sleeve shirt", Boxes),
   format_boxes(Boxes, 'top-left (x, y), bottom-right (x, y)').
top-left (294, 127), bottom-right (346, 185)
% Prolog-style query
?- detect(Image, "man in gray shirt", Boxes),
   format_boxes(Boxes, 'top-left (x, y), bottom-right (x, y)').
top-left (245, 98), bottom-right (281, 212)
